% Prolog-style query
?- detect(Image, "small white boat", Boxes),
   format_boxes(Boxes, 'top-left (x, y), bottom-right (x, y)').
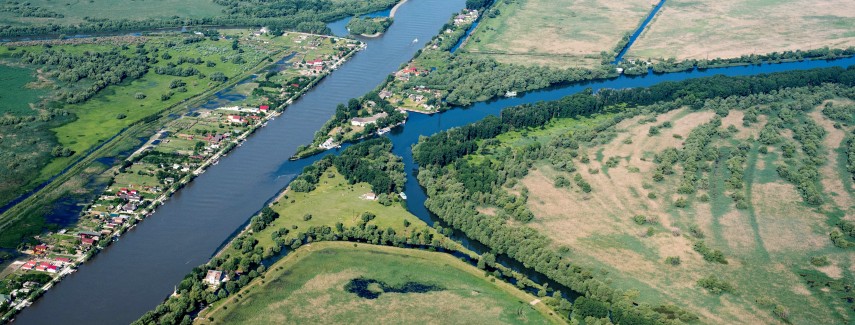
top-left (412, 38), bottom-right (418, 44)
top-left (399, 192), bottom-right (408, 200)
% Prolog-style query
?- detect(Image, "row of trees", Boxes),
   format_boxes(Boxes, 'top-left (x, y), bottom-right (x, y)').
top-left (618, 47), bottom-right (855, 75)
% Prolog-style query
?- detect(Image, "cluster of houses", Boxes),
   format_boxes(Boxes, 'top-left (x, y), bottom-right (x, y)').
top-left (394, 65), bottom-right (429, 82)
top-left (453, 9), bottom-right (479, 26)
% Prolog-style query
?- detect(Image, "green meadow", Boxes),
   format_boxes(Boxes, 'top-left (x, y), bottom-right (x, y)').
top-left (199, 242), bottom-right (558, 325)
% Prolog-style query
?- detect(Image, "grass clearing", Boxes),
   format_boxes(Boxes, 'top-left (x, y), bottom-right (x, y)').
top-left (626, 0), bottom-right (855, 61)
top-left (0, 0), bottom-right (225, 26)
top-left (227, 167), bottom-right (427, 255)
top-left (198, 242), bottom-right (557, 324)
top-left (0, 65), bottom-right (46, 115)
top-left (463, 0), bottom-right (659, 68)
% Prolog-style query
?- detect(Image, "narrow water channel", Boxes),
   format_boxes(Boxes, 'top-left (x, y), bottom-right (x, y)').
top-left (13, 0), bottom-right (855, 322)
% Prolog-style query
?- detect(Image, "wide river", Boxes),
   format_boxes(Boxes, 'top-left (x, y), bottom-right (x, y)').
top-left (14, 0), bottom-right (855, 323)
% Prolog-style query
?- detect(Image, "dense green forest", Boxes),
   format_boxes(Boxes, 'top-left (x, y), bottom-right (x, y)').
top-left (346, 17), bottom-right (392, 35)
top-left (0, 0), bottom-right (398, 37)
top-left (291, 138), bottom-right (405, 194)
top-left (414, 65), bottom-right (855, 323)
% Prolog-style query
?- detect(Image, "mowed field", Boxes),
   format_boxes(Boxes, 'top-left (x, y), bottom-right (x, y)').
top-left (220, 166), bottom-right (433, 257)
top-left (0, 0), bottom-right (225, 26)
top-left (467, 87), bottom-right (855, 323)
top-left (198, 242), bottom-right (557, 324)
top-left (463, 0), bottom-right (659, 68)
top-left (626, 0), bottom-right (855, 61)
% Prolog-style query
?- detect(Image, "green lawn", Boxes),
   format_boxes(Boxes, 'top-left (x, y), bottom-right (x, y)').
top-left (239, 167), bottom-right (427, 254)
top-left (200, 242), bottom-right (558, 325)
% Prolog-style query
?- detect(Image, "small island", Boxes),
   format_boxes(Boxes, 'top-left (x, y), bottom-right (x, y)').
top-left (346, 17), bottom-right (393, 37)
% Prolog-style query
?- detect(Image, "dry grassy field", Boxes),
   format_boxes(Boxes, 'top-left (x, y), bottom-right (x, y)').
top-left (463, 0), bottom-right (659, 68)
top-left (626, 0), bottom-right (855, 61)
top-left (488, 93), bottom-right (855, 323)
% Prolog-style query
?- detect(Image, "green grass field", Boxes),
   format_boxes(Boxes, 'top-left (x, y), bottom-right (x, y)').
top-left (0, 65), bottom-right (46, 116)
top-left (228, 167), bottom-right (428, 255)
top-left (0, 0), bottom-right (225, 26)
top-left (199, 242), bottom-right (557, 324)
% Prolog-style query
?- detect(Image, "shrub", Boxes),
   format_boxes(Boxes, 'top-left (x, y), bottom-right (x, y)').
top-left (697, 275), bottom-right (733, 294)
top-left (689, 225), bottom-right (705, 238)
top-left (772, 304), bottom-right (789, 322)
top-left (809, 255), bottom-right (830, 267)
top-left (665, 256), bottom-right (681, 266)
top-left (632, 215), bottom-right (647, 225)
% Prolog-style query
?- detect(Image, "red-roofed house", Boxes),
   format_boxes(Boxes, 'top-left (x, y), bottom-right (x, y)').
top-left (227, 115), bottom-right (246, 124)
top-left (306, 59), bottom-right (324, 67)
top-left (81, 237), bottom-right (96, 246)
top-left (259, 105), bottom-right (270, 112)
top-left (54, 257), bottom-right (71, 265)
top-left (21, 261), bottom-right (36, 271)
top-left (34, 244), bottom-right (48, 255)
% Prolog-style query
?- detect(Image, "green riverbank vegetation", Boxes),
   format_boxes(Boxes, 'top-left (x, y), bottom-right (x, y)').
top-left (346, 17), bottom-right (393, 36)
top-left (413, 66), bottom-right (855, 324)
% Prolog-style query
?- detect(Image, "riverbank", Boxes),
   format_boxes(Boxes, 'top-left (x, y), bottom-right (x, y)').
top-left (0, 33), bottom-right (365, 323)
top-left (389, 0), bottom-right (409, 18)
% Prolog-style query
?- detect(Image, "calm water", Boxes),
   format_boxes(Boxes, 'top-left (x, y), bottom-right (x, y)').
top-left (613, 0), bottom-right (666, 63)
top-left (14, 0), bottom-right (464, 323)
top-left (14, 1), bottom-right (855, 322)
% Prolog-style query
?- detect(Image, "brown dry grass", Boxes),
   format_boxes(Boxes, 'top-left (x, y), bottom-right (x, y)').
top-left (809, 107), bottom-right (853, 210)
top-left (627, 0), bottom-right (855, 61)
top-left (751, 182), bottom-right (829, 253)
top-left (718, 210), bottom-right (758, 254)
top-left (466, 0), bottom-right (659, 68)
top-left (602, 108), bottom-right (716, 173)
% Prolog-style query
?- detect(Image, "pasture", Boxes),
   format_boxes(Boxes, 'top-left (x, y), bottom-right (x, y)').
top-left (0, 0), bottom-right (225, 26)
top-left (463, 0), bottom-right (659, 68)
top-left (626, 0), bottom-right (855, 61)
top-left (234, 166), bottom-right (428, 254)
top-left (464, 88), bottom-right (855, 323)
top-left (198, 242), bottom-right (557, 324)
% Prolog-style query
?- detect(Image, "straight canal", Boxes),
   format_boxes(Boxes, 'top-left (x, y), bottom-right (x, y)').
top-left (14, 0), bottom-right (855, 322)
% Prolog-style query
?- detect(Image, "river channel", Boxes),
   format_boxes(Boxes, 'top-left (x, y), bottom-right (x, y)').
top-left (14, 0), bottom-right (855, 323)
top-left (14, 0), bottom-right (464, 323)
